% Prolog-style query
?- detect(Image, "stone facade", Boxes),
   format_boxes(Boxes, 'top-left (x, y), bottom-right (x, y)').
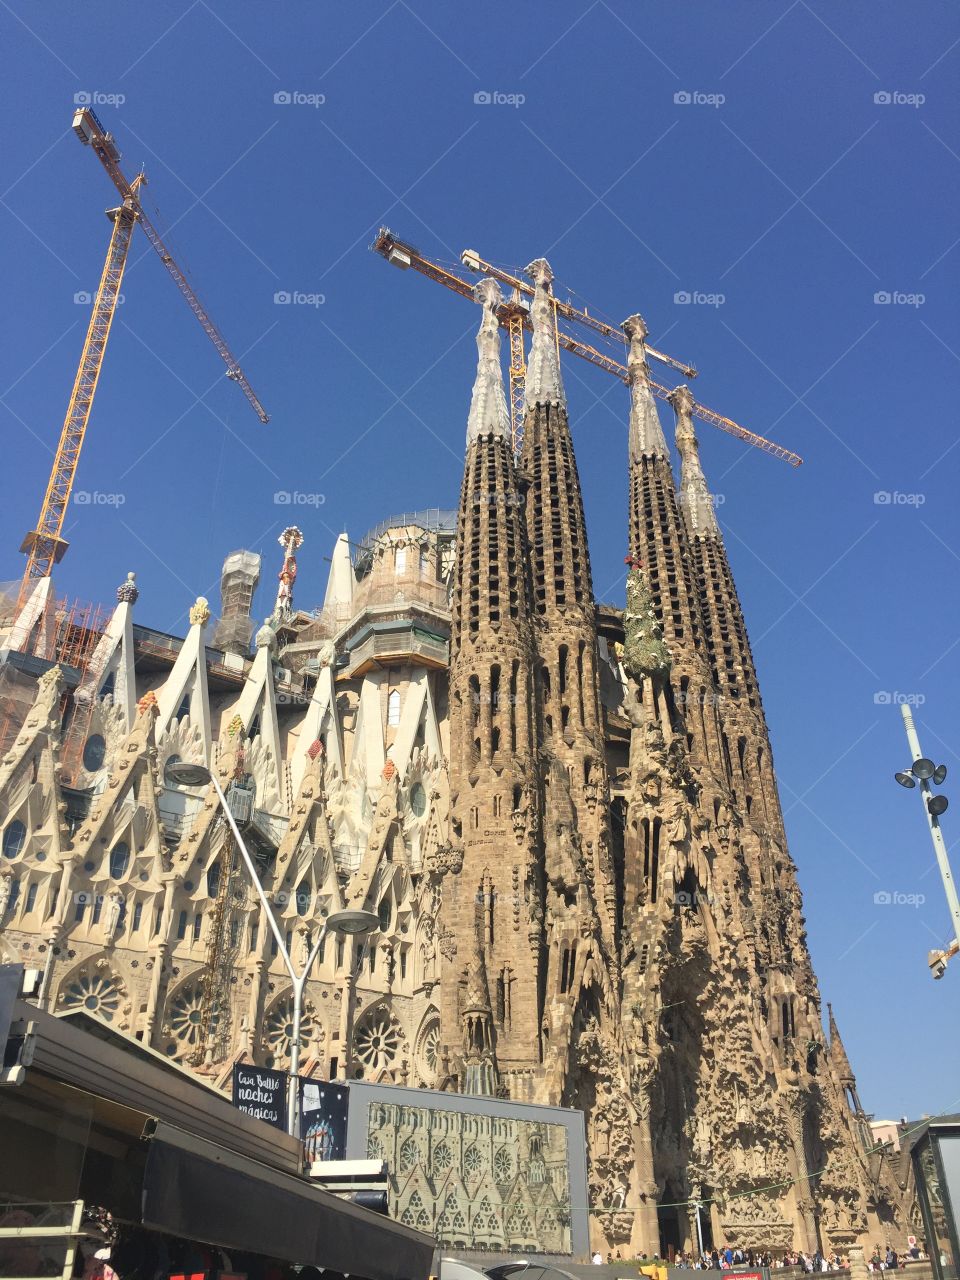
top-left (0, 269), bottom-right (913, 1258)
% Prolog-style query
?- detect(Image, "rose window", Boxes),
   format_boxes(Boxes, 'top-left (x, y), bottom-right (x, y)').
top-left (419, 1018), bottom-right (440, 1079)
top-left (168, 984), bottom-right (214, 1048)
top-left (493, 1146), bottom-right (514, 1182)
top-left (433, 1142), bottom-right (452, 1173)
top-left (264, 995), bottom-right (316, 1067)
top-left (61, 968), bottom-right (123, 1022)
top-left (399, 1137), bottom-right (420, 1172)
top-left (353, 1007), bottom-right (400, 1073)
top-left (367, 1135), bottom-right (385, 1160)
top-left (463, 1145), bottom-right (482, 1176)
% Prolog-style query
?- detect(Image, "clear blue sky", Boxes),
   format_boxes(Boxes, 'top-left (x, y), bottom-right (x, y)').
top-left (2, 3), bottom-right (958, 1120)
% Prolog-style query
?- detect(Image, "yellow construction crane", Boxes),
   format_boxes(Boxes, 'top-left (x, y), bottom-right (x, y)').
top-left (371, 226), bottom-right (802, 467)
top-left (18, 107), bottom-right (269, 600)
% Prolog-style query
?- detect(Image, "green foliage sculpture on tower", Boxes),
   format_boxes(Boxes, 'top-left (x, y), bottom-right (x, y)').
top-left (621, 556), bottom-right (671, 680)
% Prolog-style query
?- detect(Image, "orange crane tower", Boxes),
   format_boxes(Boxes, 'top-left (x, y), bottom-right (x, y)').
top-left (18, 108), bottom-right (269, 600)
top-left (371, 226), bottom-right (802, 467)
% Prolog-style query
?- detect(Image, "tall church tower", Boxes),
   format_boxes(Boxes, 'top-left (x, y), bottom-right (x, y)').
top-left (441, 278), bottom-right (545, 1097)
top-left (520, 258), bottom-right (617, 980)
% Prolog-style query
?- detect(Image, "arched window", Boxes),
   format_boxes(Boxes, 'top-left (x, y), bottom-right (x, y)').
top-left (82, 734), bottom-right (106, 772)
top-left (109, 842), bottom-right (130, 881)
top-left (377, 896), bottom-right (391, 931)
top-left (410, 782), bottom-right (427, 816)
top-left (295, 878), bottom-right (312, 917)
top-left (206, 861), bottom-right (221, 899)
top-left (395, 548), bottom-right (407, 575)
top-left (387, 690), bottom-right (401, 727)
top-left (3, 820), bottom-right (26, 860)
top-left (176, 910), bottom-right (188, 940)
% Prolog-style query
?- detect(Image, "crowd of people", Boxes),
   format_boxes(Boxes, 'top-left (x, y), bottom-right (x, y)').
top-left (663, 1241), bottom-right (926, 1271)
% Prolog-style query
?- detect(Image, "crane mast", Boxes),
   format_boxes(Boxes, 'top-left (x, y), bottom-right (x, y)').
top-left (17, 108), bottom-right (269, 603)
top-left (19, 191), bottom-right (140, 593)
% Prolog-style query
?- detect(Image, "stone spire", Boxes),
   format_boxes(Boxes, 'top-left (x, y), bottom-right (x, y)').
top-left (467, 278), bottom-right (510, 443)
top-left (523, 258), bottom-right (565, 409)
top-left (670, 384), bottom-right (720, 538)
top-left (828, 1003), bottom-right (856, 1087)
top-left (622, 315), bottom-right (668, 461)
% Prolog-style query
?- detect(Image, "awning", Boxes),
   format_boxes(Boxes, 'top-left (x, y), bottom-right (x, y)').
top-left (4, 998), bottom-right (436, 1280)
top-left (141, 1121), bottom-right (436, 1280)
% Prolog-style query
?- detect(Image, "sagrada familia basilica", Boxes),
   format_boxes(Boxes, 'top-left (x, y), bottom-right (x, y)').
top-left (0, 261), bottom-right (913, 1256)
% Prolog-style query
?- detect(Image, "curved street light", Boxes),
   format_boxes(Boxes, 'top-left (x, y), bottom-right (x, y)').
top-left (892, 706), bottom-right (959, 979)
top-left (166, 761), bottom-right (378, 1132)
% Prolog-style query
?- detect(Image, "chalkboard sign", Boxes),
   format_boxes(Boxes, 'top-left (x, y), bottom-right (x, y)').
top-left (232, 1064), bottom-right (287, 1129)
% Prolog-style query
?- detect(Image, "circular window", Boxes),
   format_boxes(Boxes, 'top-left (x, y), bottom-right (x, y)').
top-left (2, 821), bottom-right (26, 860)
top-left (82, 735), bottom-right (106, 772)
top-left (410, 782), bottom-right (427, 817)
top-left (83, 860), bottom-right (95, 873)
top-left (61, 968), bottom-right (123, 1022)
top-left (109, 842), bottom-right (129, 881)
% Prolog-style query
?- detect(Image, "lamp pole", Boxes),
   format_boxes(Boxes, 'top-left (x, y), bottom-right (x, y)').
top-left (899, 704), bottom-right (960, 954)
top-left (166, 762), bottom-right (377, 1137)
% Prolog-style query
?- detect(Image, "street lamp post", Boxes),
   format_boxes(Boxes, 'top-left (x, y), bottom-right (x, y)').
top-left (166, 762), bottom-right (378, 1134)
top-left (893, 704), bottom-right (960, 978)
